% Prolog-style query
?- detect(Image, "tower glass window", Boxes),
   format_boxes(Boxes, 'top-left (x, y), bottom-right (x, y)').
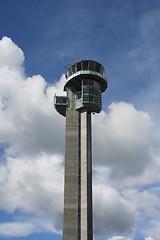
top-left (77, 61), bottom-right (81, 71)
top-left (82, 60), bottom-right (89, 70)
top-left (76, 91), bottom-right (82, 100)
top-left (89, 61), bottom-right (95, 71)
top-left (72, 64), bottom-right (76, 74)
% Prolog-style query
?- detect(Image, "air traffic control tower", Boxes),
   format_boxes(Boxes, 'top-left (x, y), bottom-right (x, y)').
top-left (54, 60), bottom-right (107, 240)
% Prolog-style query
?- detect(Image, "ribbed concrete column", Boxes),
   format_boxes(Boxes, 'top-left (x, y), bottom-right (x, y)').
top-left (63, 106), bottom-right (93, 240)
top-left (63, 92), bottom-right (79, 240)
top-left (81, 110), bottom-right (93, 240)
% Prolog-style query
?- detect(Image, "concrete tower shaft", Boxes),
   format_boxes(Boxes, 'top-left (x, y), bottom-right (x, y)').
top-left (54, 60), bottom-right (107, 240)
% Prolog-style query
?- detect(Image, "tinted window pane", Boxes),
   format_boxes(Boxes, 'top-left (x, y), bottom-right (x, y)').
top-left (83, 87), bottom-right (89, 93)
top-left (62, 97), bottom-right (67, 103)
top-left (89, 88), bottom-right (94, 94)
top-left (89, 80), bottom-right (93, 86)
top-left (83, 79), bottom-right (89, 85)
top-left (89, 61), bottom-right (95, 71)
top-left (100, 66), bottom-right (105, 75)
top-left (76, 91), bottom-right (82, 100)
top-left (72, 64), bottom-right (76, 73)
top-left (89, 95), bottom-right (93, 102)
top-left (69, 67), bottom-right (72, 76)
top-left (95, 63), bottom-right (101, 73)
top-left (83, 96), bottom-right (88, 102)
top-left (77, 62), bottom-right (81, 71)
top-left (82, 60), bottom-right (88, 70)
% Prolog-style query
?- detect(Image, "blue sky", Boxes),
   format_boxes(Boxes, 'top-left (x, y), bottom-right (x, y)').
top-left (0, 0), bottom-right (160, 240)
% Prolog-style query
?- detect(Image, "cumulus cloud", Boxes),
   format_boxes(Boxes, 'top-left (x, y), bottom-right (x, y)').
top-left (108, 237), bottom-right (132, 240)
top-left (93, 102), bottom-right (152, 178)
top-left (0, 37), bottom-right (66, 157)
top-left (0, 222), bottom-right (35, 237)
top-left (0, 36), bottom-right (159, 239)
top-left (0, 153), bottom-right (63, 214)
top-left (145, 238), bottom-right (154, 240)
top-left (0, 36), bottom-right (24, 70)
top-left (0, 153), bottom-right (64, 233)
top-left (93, 184), bottom-right (135, 236)
top-left (0, 220), bottom-right (56, 237)
top-left (0, 36), bottom-right (65, 235)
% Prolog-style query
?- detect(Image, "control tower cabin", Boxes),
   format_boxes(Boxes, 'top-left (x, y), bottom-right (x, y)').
top-left (54, 60), bottom-right (107, 240)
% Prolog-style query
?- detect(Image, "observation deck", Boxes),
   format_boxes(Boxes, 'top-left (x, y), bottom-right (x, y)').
top-left (64, 60), bottom-right (107, 92)
top-left (54, 60), bottom-right (107, 116)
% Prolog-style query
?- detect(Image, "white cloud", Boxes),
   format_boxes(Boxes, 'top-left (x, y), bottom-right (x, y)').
top-left (0, 222), bottom-right (35, 237)
top-left (0, 37), bottom-right (24, 73)
top-left (0, 153), bottom-right (63, 220)
top-left (0, 37), bottom-right (66, 157)
top-left (93, 102), bottom-right (152, 178)
top-left (145, 238), bottom-right (154, 240)
top-left (146, 238), bottom-right (154, 240)
top-left (123, 188), bottom-right (160, 221)
top-left (108, 236), bottom-right (132, 240)
top-left (0, 36), bottom-right (160, 239)
top-left (0, 220), bottom-right (57, 237)
top-left (93, 184), bottom-right (135, 236)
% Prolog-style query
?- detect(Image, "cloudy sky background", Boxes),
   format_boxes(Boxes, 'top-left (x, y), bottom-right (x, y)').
top-left (0, 1), bottom-right (160, 240)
